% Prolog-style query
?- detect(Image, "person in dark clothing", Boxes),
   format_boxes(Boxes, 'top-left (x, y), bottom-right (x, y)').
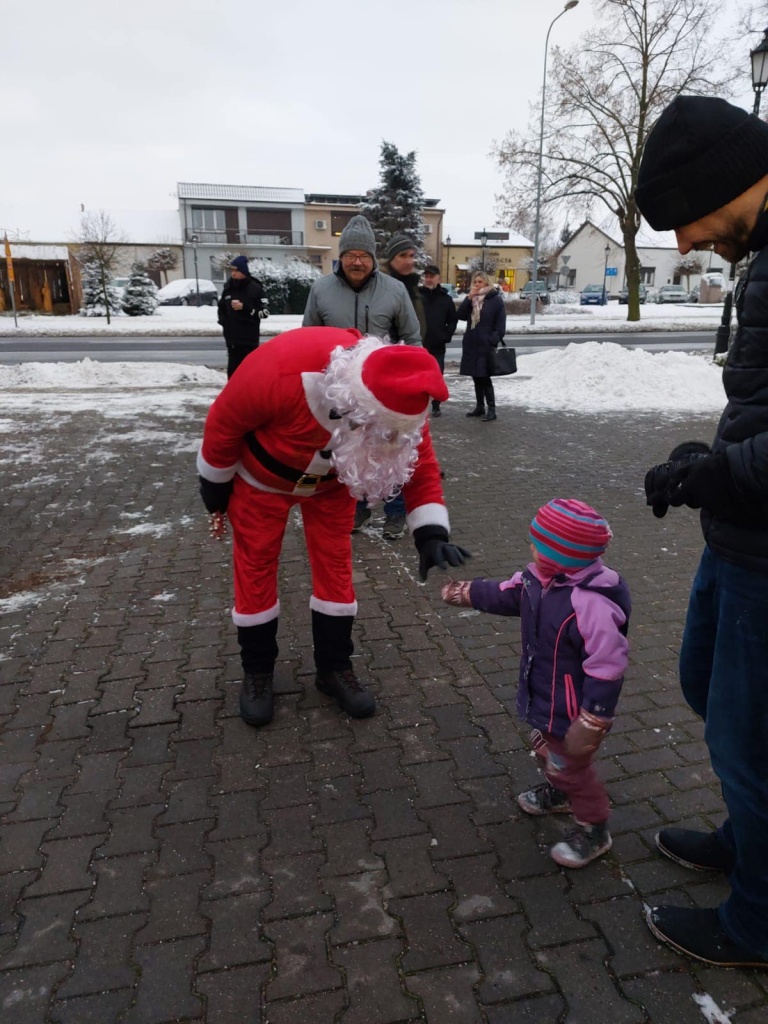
top-left (456, 271), bottom-right (506, 422)
top-left (420, 264), bottom-right (458, 417)
top-left (636, 94), bottom-right (768, 969)
top-left (218, 255), bottom-right (268, 378)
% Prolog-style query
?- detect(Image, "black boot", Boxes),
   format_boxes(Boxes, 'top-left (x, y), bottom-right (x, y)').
top-left (482, 381), bottom-right (496, 421)
top-left (237, 621), bottom-right (278, 726)
top-left (466, 380), bottom-right (485, 417)
top-left (431, 401), bottom-right (442, 418)
top-left (312, 611), bottom-right (375, 718)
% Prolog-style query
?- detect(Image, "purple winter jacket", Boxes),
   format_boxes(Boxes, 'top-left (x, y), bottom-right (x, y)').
top-left (469, 559), bottom-right (631, 737)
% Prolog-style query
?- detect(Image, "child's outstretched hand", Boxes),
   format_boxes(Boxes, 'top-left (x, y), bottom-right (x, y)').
top-left (564, 710), bottom-right (612, 758)
top-left (441, 580), bottom-right (473, 607)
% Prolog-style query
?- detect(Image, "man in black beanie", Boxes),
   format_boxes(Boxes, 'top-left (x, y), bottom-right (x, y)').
top-left (636, 95), bottom-right (768, 969)
top-left (218, 256), bottom-right (268, 378)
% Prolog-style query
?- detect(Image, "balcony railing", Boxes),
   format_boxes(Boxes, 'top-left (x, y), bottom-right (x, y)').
top-left (185, 229), bottom-right (304, 246)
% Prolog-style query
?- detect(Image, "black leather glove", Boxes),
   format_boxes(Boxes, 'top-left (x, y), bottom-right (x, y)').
top-left (258, 308), bottom-right (269, 319)
top-left (199, 476), bottom-right (234, 514)
top-left (413, 525), bottom-right (471, 581)
top-left (668, 454), bottom-right (740, 517)
top-left (644, 441), bottom-right (711, 518)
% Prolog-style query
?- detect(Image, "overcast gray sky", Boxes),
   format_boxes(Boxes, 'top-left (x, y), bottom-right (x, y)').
top-left (3, 0), bottom-right (752, 238)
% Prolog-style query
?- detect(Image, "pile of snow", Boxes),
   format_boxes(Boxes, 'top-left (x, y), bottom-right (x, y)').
top-left (0, 344), bottom-right (727, 418)
top-left (448, 342), bottom-right (725, 415)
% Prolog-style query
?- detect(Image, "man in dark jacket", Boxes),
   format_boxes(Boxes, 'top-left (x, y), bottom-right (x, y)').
top-left (419, 264), bottom-right (458, 417)
top-left (218, 255), bottom-right (268, 378)
top-left (637, 95), bottom-right (768, 969)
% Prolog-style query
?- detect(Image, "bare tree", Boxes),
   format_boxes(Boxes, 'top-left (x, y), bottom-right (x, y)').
top-left (492, 0), bottom-right (730, 321)
top-left (75, 210), bottom-right (126, 324)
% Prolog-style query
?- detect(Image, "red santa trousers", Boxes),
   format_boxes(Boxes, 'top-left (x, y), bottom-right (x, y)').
top-left (226, 475), bottom-right (358, 624)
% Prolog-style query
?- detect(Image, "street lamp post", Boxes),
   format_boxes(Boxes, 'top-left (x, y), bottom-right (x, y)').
top-left (751, 27), bottom-right (768, 116)
top-left (530, 0), bottom-right (579, 326)
top-left (602, 244), bottom-right (610, 305)
top-left (715, 27), bottom-right (768, 355)
top-left (190, 234), bottom-right (200, 307)
top-left (479, 228), bottom-right (488, 272)
top-left (445, 234), bottom-right (451, 284)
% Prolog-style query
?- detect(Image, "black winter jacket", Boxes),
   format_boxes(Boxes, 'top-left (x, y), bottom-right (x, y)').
top-left (218, 275), bottom-right (266, 347)
top-left (704, 205), bottom-right (768, 572)
top-left (456, 291), bottom-right (506, 378)
top-left (420, 284), bottom-right (459, 353)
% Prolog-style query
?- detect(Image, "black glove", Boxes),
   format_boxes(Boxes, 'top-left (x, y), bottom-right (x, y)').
top-left (668, 454), bottom-right (741, 517)
top-left (413, 525), bottom-right (471, 581)
top-left (258, 308), bottom-right (269, 319)
top-left (644, 441), bottom-right (711, 518)
top-left (199, 476), bottom-right (233, 514)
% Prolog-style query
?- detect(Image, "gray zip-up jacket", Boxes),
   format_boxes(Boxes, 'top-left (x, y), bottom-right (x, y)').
top-left (302, 267), bottom-right (422, 344)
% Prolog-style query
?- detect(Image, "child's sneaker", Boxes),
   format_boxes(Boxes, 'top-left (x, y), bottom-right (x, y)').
top-left (551, 822), bottom-right (612, 868)
top-left (517, 781), bottom-right (571, 816)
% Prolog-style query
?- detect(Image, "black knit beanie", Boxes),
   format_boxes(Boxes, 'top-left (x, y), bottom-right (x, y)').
top-left (635, 96), bottom-right (768, 230)
top-left (385, 234), bottom-right (417, 261)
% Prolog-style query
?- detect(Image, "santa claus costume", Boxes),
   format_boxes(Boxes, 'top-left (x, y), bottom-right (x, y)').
top-left (198, 326), bottom-right (469, 726)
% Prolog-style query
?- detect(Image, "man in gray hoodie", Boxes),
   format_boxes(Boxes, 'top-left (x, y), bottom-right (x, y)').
top-left (302, 215), bottom-right (421, 344)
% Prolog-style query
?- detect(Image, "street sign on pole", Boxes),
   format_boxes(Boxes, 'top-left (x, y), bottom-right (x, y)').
top-left (606, 267), bottom-right (618, 277)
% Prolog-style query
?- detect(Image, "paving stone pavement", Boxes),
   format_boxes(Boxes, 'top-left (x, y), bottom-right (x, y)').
top-left (2, 369), bottom-right (768, 1023)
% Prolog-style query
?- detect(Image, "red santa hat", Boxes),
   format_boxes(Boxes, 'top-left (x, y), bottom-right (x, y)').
top-left (355, 343), bottom-right (449, 423)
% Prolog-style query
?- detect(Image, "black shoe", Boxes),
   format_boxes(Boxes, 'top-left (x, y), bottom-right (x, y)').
top-left (431, 405), bottom-right (442, 417)
top-left (382, 515), bottom-right (406, 540)
top-left (239, 672), bottom-right (274, 726)
top-left (550, 822), bottom-right (612, 868)
top-left (482, 409), bottom-right (497, 421)
top-left (646, 905), bottom-right (768, 968)
top-left (315, 669), bottom-right (375, 718)
top-left (466, 407), bottom-right (484, 418)
top-left (352, 506), bottom-right (372, 533)
top-left (656, 828), bottom-right (735, 873)
top-left (517, 781), bottom-right (571, 816)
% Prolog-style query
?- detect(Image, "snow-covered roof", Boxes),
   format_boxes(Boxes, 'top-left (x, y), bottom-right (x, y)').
top-left (5, 243), bottom-right (69, 261)
top-left (177, 182), bottom-right (305, 204)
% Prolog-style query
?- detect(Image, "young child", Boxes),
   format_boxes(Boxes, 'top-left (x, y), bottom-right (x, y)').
top-left (441, 498), bottom-right (631, 868)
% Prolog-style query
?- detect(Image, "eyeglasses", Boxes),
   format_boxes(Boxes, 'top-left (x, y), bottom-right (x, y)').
top-left (341, 252), bottom-right (373, 264)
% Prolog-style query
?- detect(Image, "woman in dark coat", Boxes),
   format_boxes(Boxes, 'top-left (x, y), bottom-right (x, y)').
top-left (456, 271), bottom-right (506, 421)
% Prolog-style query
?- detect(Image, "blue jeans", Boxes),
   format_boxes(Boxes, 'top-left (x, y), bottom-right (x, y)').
top-left (679, 545), bottom-right (768, 956)
top-left (356, 493), bottom-right (405, 520)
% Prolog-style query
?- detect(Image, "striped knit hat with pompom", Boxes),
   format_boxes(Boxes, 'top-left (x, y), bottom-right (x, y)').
top-left (530, 498), bottom-right (612, 575)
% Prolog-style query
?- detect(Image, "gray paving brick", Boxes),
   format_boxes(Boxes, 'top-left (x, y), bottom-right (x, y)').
top-left (460, 916), bottom-right (556, 1004)
top-left (441, 853), bottom-right (520, 923)
top-left (204, 836), bottom-right (270, 900)
top-left (197, 963), bottom-right (271, 1024)
top-left (198, 891), bottom-right (272, 971)
top-left (377, 834), bottom-right (449, 898)
top-left (95, 803), bottom-right (163, 858)
top-left (406, 964), bottom-right (483, 1024)
top-left (389, 891), bottom-right (473, 971)
top-left (26, 835), bottom-right (100, 897)
top-left (56, 913), bottom-right (144, 998)
top-left (264, 852), bottom-right (333, 919)
top-left (265, 913), bottom-right (340, 1001)
top-left (50, 989), bottom-right (135, 1024)
top-left (134, 870), bottom-right (209, 942)
top-left (0, 891), bottom-right (91, 967)
top-left (263, 989), bottom-right (347, 1024)
top-left (78, 852), bottom-right (154, 920)
top-left (123, 935), bottom-right (205, 1024)
top-left (332, 937), bottom-right (419, 1024)
top-left (0, 963), bottom-right (71, 1024)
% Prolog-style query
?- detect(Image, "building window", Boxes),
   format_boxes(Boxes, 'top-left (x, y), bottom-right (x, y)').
top-left (309, 254), bottom-right (323, 268)
top-left (640, 266), bottom-right (655, 285)
top-left (331, 212), bottom-right (354, 237)
top-left (190, 207), bottom-right (240, 244)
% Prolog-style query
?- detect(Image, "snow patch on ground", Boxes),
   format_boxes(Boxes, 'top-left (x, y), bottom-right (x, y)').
top-left (692, 993), bottom-right (735, 1024)
top-left (118, 522), bottom-right (173, 538)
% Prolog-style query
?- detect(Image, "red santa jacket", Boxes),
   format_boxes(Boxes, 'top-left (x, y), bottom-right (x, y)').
top-left (197, 326), bottom-right (449, 532)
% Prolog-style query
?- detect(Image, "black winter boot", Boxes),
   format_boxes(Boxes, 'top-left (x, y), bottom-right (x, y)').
top-left (312, 611), bottom-right (375, 718)
top-left (237, 621), bottom-right (278, 726)
top-left (482, 381), bottom-right (496, 421)
top-left (466, 380), bottom-right (485, 417)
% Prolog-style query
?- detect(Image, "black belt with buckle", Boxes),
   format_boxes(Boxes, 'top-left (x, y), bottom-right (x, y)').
top-left (244, 432), bottom-right (335, 488)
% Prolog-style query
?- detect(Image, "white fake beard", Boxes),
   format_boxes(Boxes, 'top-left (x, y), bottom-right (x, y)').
top-left (322, 336), bottom-right (428, 502)
top-left (331, 419), bottom-right (423, 502)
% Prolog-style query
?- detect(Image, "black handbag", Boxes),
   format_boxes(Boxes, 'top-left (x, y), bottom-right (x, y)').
top-left (489, 340), bottom-right (517, 376)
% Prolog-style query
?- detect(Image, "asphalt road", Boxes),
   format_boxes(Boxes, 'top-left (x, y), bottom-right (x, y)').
top-left (0, 330), bottom-right (717, 366)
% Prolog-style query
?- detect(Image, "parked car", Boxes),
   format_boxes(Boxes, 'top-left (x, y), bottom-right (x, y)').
top-left (440, 282), bottom-right (458, 298)
top-left (156, 278), bottom-right (219, 306)
top-left (617, 284), bottom-right (648, 304)
top-left (656, 284), bottom-right (689, 304)
top-left (579, 283), bottom-right (607, 306)
top-left (521, 280), bottom-right (550, 305)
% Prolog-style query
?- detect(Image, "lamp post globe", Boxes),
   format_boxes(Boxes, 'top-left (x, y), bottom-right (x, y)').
top-left (190, 233), bottom-right (200, 307)
top-left (530, 0), bottom-right (579, 326)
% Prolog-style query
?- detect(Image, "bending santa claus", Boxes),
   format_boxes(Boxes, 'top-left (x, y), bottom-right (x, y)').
top-left (198, 326), bottom-right (470, 727)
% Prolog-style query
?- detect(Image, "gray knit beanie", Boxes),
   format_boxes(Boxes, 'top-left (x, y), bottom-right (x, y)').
top-left (636, 96), bottom-right (768, 230)
top-left (338, 215), bottom-right (377, 257)
top-left (385, 234), bottom-right (417, 261)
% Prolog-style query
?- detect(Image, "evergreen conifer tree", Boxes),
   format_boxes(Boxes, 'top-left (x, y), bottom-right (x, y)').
top-left (80, 260), bottom-right (121, 317)
top-left (122, 262), bottom-right (159, 316)
top-left (361, 141), bottom-right (426, 259)
top-left (146, 247), bottom-right (179, 286)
